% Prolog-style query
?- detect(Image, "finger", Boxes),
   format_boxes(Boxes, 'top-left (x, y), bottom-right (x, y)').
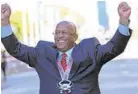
top-left (1, 6), bottom-right (6, 13)
top-left (5, 3), bottom-right (11, 12)
top-left (127, 6), bottom-right (131, 15)
top-left (5, 3), bottom-right (10, 7)
top-left (1, 4), bottom-right (7, 9)
top-left (122, 2), bottom-right (129, 10)
top-left (2, 4), bottom-right (10, 13)
top-left (127, 6), bottom-right (131, 10)
top-left (124, 5), bottom-right (131, 12)
top-left (1, 4), bottom-right (5, 11)
top-left (119, 2), bottom-right (126, 8)
top-left (118, 2), bottom-right (125, 12)
top-left (118, 2), bottom-right (124, 12)
top-left (119, 2), bottom-right (129, 12)
top-left (4, 3), bottom-right (10, 9)
top-left (1, 7), bottom-right (7, 13)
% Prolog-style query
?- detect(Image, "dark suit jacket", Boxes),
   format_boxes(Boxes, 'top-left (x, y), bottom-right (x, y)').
top-left (1, 29), bottom-right (132, 94)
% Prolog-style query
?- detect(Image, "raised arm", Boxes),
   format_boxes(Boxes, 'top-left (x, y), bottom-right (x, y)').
top-left (1, 4), bottom-right (37, 67)
top-left (95, 2), bottom-right (132, 65)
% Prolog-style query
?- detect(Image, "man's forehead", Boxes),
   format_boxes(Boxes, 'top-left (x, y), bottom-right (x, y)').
top-left (56, 21), bottom-right (76, 29)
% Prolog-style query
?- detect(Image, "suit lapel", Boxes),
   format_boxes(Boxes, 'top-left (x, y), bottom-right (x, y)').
top-left (69, 46), bottom-right (81, 80)
top-left (44, 46), bottom-right (61, 80)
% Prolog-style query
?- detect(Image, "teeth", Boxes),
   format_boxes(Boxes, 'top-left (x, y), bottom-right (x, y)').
top-left (59, 40), bottom-right (65, 42)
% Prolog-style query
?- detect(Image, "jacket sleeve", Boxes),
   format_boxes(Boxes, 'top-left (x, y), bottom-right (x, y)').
top-left (94, 28), bottom-right (132, 65)
top-left (1, 33), bottom-right (38, 67)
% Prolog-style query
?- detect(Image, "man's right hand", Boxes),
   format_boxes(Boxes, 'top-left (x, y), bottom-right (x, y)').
top-left (1, 4), bottom-right (11, 26)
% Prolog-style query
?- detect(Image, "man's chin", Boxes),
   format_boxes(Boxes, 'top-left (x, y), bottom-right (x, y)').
top-left (57, 46), bottom-right (66, 52)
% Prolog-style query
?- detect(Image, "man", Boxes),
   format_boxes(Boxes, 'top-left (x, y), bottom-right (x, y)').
top-left (1, 2), bottom-right (132, 94)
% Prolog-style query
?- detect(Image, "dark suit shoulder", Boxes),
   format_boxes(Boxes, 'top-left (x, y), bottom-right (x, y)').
top-left (77, 38), bottom-right (101, 59)
top-left (36, 40), bottom-right (55, 48)
top-left (35, 41), bottom-right (57, 58)
top-left (80, 37), bottom-right (100, 47)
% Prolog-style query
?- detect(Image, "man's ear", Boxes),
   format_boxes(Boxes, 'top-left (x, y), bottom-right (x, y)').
top-left (74, 34), bottom-right (78, 41)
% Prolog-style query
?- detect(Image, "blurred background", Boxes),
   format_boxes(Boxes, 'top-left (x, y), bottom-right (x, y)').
top-left (1, 0), bottom-right (138, 94)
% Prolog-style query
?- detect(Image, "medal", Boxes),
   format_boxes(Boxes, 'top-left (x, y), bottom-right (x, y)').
top-left (58, 80), bottom-right (73, 93)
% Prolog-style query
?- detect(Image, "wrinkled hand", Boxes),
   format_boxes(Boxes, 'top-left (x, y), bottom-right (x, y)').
top-left (118, 2), bottom-right (131, 26)
top-left (1, 4), bottom-right (11, 26)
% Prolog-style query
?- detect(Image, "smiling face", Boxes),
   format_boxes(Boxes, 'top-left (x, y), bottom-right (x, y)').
top-left (54, 21), bottom-right (78, 52)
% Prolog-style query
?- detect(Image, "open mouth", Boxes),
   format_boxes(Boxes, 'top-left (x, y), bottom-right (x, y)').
top-left (58, 40), bottom-right (66, 44)
top-left (59, 40), bottom-right (65, 43)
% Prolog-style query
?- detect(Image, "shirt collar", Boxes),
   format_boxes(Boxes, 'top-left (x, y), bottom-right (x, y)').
top-left (59, 47), bottom-right (74, 57)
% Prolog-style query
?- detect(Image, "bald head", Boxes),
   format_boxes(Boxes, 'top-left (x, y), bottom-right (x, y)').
top-left (56, 21), bottom-right (77, 34)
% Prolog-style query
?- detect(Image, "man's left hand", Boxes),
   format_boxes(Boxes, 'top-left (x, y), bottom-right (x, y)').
top-left (118, 2), bottom-right (131, 25)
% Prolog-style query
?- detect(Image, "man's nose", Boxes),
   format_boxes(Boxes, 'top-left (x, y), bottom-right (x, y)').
top-left (58, 32), bottom-right (64, 38)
